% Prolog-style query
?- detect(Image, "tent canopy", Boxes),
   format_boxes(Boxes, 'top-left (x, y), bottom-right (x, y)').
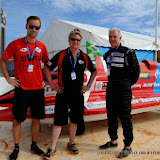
top-left (40, 19), bottom-right (160, 58)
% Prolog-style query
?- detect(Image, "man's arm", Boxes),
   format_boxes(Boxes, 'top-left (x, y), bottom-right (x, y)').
top-left (43, 65), bottom-right (63, 93)
top-left (0, 57), bottom-right (20, 87)
top-left (128, 50), bottom-right (140, 85)
top-left (87, 70), bottom-right (97, 88)
top-left (81, 70), bottom-right (97, 93)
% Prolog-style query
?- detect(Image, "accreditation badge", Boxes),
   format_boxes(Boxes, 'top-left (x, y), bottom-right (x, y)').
top-left (28, 64), bottom-right (34, 72)
top-left (107, 68), bottom-right (110, 76)
top-left (71, 72), bottom-right (76, 80)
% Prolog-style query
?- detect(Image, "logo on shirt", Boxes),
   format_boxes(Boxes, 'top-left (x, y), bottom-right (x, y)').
top-left (36, 47), bottom-right (41, 53)
top-left (20, 48), bottom-right (28, 52)
top-left (21, 55), bottom-right (42, 61)
top-left (47, 61), bottom-right (52, 66)
top-left (20, 47), bottom-right (41, 53)
top-left (78, 60), bottom-right (85, 64)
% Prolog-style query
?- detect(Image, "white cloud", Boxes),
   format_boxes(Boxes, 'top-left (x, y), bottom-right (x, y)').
top-left (39, 0), bottom-right (115, 12)
top-left (12, 33), bottom-right (26, 38)
top-left (2, 0), bottom-right (160, 45)
top-left (36, 0), bottom-right (159, 36)
top-left (38, 0), bottom-right (156, 14)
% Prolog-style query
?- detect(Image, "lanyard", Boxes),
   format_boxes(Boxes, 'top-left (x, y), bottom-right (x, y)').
top-left (25, 37), bottom-right (37, 63)
top-left (68, 48), bottom-right (79, 71)
top-left (108, 45), bottom-right (119, 68)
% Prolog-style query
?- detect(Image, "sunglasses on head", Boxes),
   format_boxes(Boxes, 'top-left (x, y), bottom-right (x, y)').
top-left (28, 24), bottom-right (40, 30)
top-left (70, 38), bottom-right (81, 42)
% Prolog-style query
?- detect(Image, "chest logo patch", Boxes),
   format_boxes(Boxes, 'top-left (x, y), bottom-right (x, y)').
top-left (36, 47), bottom-right (41, 53)
top-left (20, 48), bottom-right (27, 52)
top-left (47, 61), bottom-right (52, 66)
top-left (78, 60), bottom-right (84, 64)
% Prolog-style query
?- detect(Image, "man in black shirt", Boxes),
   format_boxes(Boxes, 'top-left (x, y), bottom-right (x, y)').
top-left (43, 29), bottom-right (97, 159)
top-left (99, 28), bottom-right (140, 158)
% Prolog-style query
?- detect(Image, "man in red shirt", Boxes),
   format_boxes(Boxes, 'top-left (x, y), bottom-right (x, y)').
top-left (0, 16), bottom-right (49, 160)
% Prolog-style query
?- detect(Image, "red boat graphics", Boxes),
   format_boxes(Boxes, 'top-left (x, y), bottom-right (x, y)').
top-left (1, 56), bottom-right (160, 121)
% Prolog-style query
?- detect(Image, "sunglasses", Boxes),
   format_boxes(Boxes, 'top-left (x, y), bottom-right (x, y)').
top-left (28, 24), bottom-right (40, 30)
top-left (70, 38), bottom-right (81, 42)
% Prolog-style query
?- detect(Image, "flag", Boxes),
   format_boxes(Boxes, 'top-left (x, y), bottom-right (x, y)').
top-left (86, 41), bottom-right (103, 57)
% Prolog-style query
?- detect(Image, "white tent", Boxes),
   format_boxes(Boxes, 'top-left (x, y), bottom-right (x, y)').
top-left (40, 19), bottom-right (160, 58)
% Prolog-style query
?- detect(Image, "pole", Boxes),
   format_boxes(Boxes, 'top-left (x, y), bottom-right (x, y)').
top-left (0, 0), bottom-right (1, 52)
top-left (0, 0), bottom-right (1, 77)
top-left (155, 0), bottom-right (158, 62)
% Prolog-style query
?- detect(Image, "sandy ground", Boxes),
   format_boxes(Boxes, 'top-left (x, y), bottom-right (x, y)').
top-left (1, 110), bottom-right (160, 160)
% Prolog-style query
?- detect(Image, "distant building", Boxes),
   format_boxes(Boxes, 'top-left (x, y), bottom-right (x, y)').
top-left (0, 9), bottom-right (6, 54)
top-left (0, 9), bottom-right (7, 76)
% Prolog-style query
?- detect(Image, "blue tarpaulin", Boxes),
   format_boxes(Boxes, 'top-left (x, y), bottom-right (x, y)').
top-left (96, 46), bottom-right (154, 62)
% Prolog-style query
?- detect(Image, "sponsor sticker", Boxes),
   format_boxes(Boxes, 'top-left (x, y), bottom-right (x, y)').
top-left (95, 81), bottom-right (106, 91)
top-left (102, 82), bottom-right (107, 90)
top-left (85, 101), bottom-right (106, 109)
top-left (131, 97), bottom-right (160, 104)
top-left (45, 85), bottom-right (57, 97)
top-left (139, 72), bottom-right (150, 79)
top-left (45, 105), bottom-right (55, 114)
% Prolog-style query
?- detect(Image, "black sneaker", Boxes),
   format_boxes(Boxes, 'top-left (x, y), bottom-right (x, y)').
top-left (118, 147), bottom-right (132, 158)
top-left (9, 148), bottom-right (19, 160)
top-left (67, 142), bottom-right (79, 154)
top-left (30, 144), bottom-right (44, 156)
top-left (99, 141), bottom-right (118, 149)
top-left (43, 147), bottom-right (56, 160)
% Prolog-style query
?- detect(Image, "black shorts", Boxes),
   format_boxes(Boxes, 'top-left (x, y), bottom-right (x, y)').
top-left (54, 91), bottom-right (84, 126)
top-left (12, 88), bottom-right (45, 122)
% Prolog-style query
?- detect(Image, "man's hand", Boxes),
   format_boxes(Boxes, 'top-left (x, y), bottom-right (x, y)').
top-left (81, 85), bottom-right (90, 93)
top-left (52, 85), bottom-right (64, 94)
top-left (42, 80), bottom-right (48, 88)
top-left (6, 78), bottom-right (20, 88)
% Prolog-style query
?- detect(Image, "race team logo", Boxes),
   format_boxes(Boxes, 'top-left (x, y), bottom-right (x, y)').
top-left (36, 47), bottom-right (41, 53)
top-left (78, 60), bottom-right (84, 64)
top-left (47, 61), bottom-right (52, 66)
top-left (20, 47), bottom-right (41, 53)
top-left (20, 48), bottom-right (28, 52)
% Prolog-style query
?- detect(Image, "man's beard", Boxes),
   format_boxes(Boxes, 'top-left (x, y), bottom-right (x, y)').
top-left (28, 32), bottom-right (37, 38)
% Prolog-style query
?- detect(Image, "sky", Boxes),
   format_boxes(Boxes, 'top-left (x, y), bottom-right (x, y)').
top-left (1, 0), bottom-right (160, 47)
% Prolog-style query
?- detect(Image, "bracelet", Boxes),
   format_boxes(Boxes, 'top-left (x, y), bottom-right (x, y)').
top-left (87, 84), bottom-right (91, 89)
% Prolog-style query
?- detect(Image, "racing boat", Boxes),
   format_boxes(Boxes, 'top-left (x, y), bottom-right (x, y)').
top-left (1, 56), bottom-right (160, 122)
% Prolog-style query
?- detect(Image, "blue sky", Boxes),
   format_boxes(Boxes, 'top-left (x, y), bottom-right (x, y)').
top-left (1, 0), bottom-right (160, 47)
